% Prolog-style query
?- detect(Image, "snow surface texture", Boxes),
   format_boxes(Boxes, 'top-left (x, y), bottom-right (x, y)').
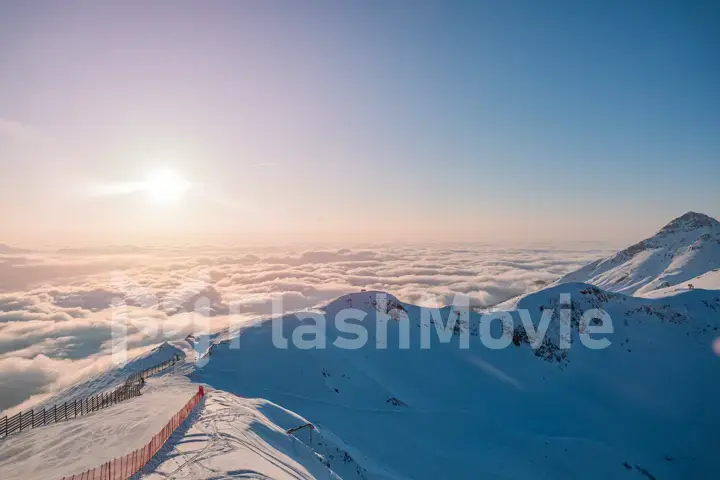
top-left (134, 390), bottom-right (367, 480)
top-left (556, 212), bottom-right (720, 295)
top-left (642, 268), bottom-right (720, 298)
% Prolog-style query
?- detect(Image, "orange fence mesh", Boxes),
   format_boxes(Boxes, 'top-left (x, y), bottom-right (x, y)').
top-left (60, 386), bottom-right (205, 480)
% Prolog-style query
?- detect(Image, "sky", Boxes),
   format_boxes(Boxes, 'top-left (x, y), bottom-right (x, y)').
top-left (1, 0), bottom-right (719, 246)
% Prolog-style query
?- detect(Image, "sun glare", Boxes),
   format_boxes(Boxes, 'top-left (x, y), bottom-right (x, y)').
top-left (142, 168), bottom-right (191, 203)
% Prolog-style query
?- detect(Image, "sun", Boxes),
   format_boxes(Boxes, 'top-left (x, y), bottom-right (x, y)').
top-left (142, 168), bottom-right (191, 203)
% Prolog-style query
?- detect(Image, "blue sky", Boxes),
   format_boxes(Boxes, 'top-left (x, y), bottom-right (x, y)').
top-left (0, 1), bottom-right (718, 245)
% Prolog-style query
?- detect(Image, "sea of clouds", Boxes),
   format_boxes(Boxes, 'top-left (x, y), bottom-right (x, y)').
top-left (0, 243), bottom-right (615, 415)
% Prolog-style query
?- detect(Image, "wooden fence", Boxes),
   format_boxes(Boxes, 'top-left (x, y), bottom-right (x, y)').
top-left (60, 386), bottom-right (205, 480)
top-left (124, 354), bottom-right (182, 385)
top-left (0, 354), bottom-right (182, 439)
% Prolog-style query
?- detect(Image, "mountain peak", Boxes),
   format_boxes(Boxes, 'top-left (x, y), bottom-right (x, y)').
top-left (658, 212), bottom-right (719, 235)
top-left (556, 211), bottom-right (720, 295)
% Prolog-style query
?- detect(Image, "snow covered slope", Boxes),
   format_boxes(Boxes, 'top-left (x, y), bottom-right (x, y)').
top-left (556, 212), bottom-right (720, 295)
top-left (27, 342), bottom-right (187, 412)
top-left (183, 288), bottom-right (720, 480)
top-left (4, 273), bottom-right (720, 478)
top-left (137, 390), bottom-right (365, 480)
top-left (0, 375), bottom-right (198, 480)
top-left (642, 268), bottom-right (720, 298)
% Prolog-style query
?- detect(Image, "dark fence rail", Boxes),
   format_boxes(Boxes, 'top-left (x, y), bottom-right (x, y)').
top-left (0, 354), bottom-right (181, 439)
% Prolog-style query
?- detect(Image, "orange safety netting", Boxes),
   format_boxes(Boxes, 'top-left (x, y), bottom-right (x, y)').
top-left (60, 386), bottom-right (205, 480)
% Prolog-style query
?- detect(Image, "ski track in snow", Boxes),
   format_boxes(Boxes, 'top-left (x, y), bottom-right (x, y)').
top-left (138, 391), bottom-right (345, 480)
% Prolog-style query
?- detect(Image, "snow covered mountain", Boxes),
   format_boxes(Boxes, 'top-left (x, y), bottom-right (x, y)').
top-left (5, 213), bottom-right (720, 479)
top-left (7, 283), bottom-right (719, 480)
top-left (190, 287), bottom-right (720, 479)
top-left (556, 212), bottom-right (720, 295)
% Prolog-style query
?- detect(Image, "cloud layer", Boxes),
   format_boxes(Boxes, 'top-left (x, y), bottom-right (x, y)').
top-left (0, 243), bottom-right (612, 414)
